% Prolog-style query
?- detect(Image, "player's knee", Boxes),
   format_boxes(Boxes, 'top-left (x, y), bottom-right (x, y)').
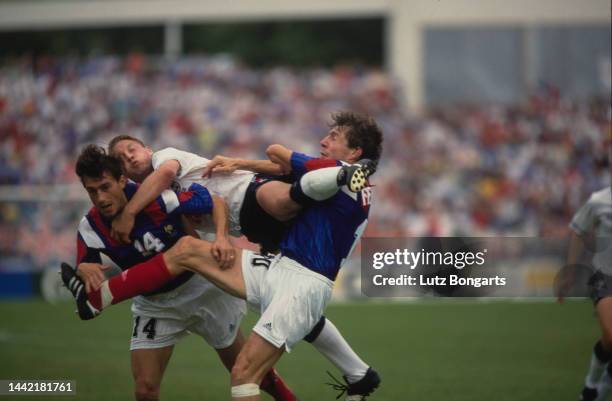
top-left (265, 144), bottom-right (283, 160)
top-left (171, 236), bottom-right (201, 261)
top-left (304, 315), bottom-right (326, 343)
top-left (134, 379), bottom-right (160, 401)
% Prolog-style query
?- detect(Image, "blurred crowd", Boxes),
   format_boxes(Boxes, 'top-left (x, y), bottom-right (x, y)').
top-left (0, 55), bottom-right (609, 270)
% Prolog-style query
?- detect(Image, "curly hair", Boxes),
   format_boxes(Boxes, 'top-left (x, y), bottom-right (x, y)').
top-left (76, 144), bottom-right (124, 181)
top-left (330, 111), bottom-right (383, 162)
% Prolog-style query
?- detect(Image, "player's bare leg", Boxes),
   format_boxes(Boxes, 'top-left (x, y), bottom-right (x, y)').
top-left (255, 160), bottom-right (377, 222)
top-left (131, 346), bottom-right (174, 401)
top-left (215, 331), bottom-right (297, 401)
top-left (215, 331), bottom-right (246, 371)
top-left (230, 332), bottom-right (285, 401)
top-left (62, 236), bottom-right (245, 316)
top-left (589, 297), bottom-right (612, 401)
top-left (255, 181), bottom-right (298, 222)
top-left (163, 236), bottom-right (247, 299)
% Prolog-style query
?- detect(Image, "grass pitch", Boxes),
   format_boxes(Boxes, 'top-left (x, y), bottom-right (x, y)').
top-left (0, 299), bottom-right (597, 400)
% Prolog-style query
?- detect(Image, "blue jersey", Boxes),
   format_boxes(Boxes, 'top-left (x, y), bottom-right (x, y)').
top-left (279, 153), bottom-right (372, 281)
top-left (76, 182), bottom-right (213, 294)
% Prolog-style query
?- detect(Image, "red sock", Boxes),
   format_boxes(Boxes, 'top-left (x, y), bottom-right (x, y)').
top-left (87, 254), bottom-right (173, 310)
top-left (260, 369), bottom-right (297, 401)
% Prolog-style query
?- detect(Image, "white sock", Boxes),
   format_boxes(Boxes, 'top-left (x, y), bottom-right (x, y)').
top-left (595, 370), bottom-right (612, 401)
top-left (310, 319), bottom-right (369, 383)
top-left (586, 352), bottom-right (609, 388)
top-left (299, 167), bottom-right (342, 201)
top-left (96, 281), bottom-right (114, 309)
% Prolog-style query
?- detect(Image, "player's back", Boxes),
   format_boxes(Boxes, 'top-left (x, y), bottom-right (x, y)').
top-left (570, 186), bottom-right (612, 275)
top-left (279, 186), bottom-right (372, 281)
top-left (152, 147), bottom-right (253, 236)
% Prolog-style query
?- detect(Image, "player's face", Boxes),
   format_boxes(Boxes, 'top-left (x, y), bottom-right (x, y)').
top-left (82, 173), bottom-right (128, 218)
top-left (111, 140), bottom-right (153, 182)
top-left (319, 126), bottom-right (362, 163)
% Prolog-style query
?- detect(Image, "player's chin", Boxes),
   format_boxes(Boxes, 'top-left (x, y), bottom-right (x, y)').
top-left (99, 206), bottom-right (116, 218)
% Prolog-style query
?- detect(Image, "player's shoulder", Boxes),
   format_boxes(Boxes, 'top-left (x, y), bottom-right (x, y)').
top-left (77, 212), bottom-right (107, 248)
top-left (153, 147), bottom-right (200, 162)
top-left (152, 147), bottom-right (209, 170)
top-left (79, 207), bottom-right (108, 232)
top-left (589, 187), bottom-right (612, 206)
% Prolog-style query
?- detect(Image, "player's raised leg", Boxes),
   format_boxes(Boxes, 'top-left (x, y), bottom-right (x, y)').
top-left (163, 236), bottom-right (247, 299)
top-left (62, 237), bottom-right (247, 318)
top-left (255, 159), bottom-right (376, 223)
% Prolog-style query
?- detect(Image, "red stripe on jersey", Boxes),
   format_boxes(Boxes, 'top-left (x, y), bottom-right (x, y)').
top-left (144, 200), bottom-right (166, 226)
top-left (178, 191), bottom-right (193, 203)
top-left (304, 158), bottom-right (339, 172)
top-left (90, 208), bottom-right (120, 247)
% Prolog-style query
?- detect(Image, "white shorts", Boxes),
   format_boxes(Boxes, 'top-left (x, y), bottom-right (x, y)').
top-left (241, 250), bottom-right (333, 352)
top-left (130, 274), bottom-right (246, 351)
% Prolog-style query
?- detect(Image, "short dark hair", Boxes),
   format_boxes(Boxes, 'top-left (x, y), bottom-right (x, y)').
top-left (76, 145), bottom-right (124, 181)
top-left (108, 134), bottom-right (146, 156)
top-left (331, 111), bottom-right (383, 162)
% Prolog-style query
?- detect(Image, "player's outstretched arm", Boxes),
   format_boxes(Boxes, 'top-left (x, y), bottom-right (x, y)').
top-left (201, 154), bottom-right (289, 177)
top-left (210, 195), bottom-right (235, 269)
top-left (266, 144), bottom-right (293, 173)
top-left (111, 160), bottom-right (180, 244)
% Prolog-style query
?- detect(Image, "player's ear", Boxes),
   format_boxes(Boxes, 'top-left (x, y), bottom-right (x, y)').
top-left (349, 147), bottom-right (363, 163)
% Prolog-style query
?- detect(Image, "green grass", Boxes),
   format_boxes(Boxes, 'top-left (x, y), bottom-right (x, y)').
top-left (0, 299), bottom-right (598, 400)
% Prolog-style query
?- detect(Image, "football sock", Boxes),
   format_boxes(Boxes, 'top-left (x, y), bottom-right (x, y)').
top-left (586, 341), bottom-right (612, 388)
top-left (308, 318), bottom-right (369, 383)
top-left (595, 366), bottom-right (612, 401)
top-left (260, 369), bottom-right (297, 401)
top-left (289, 167), bottom-right (342, 205)
top-left (87, 254), bottom-right (173, 310)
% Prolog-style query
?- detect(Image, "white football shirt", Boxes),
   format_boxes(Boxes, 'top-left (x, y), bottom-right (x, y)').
top-left (152, 147), bottom-right (253, 236)
top-left (570, 187), bottom-right (612, 274)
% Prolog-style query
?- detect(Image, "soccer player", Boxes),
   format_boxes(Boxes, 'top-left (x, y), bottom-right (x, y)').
top-left (67, 145), bottom-right (296, 401)
top-left (107, 112), bottom-right (382, 398)
top-left (557, 186), bottom-right (612, 401)
top-left (63, 143), bottom-right (377, 401)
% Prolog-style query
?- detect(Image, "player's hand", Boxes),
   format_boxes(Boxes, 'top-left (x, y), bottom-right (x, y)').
top-left (211, 236), bottom-right (236, 269)
top-left (202, 155), bottom-right (240, 178)
top-left (77, 263), bottom-right (111, 293)
top-left (111, 210), bottom-right (134, 244)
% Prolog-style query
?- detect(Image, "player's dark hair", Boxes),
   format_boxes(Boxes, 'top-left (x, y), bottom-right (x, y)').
top-left (108, 134), bottom-right (146, 155)
top-left (76, 145), bottom-right (124, 181)
top-left (330, 111), bottom-right (383, 163)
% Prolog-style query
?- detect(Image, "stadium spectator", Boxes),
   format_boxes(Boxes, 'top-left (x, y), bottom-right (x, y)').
top-left (0, 55), bottom-right (609, 271)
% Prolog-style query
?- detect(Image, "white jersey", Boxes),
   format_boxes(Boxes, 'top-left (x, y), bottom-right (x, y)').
top-left (570, 187), bottom-right (612, 274)
top-left (152, 147), bottom-right (253, 236)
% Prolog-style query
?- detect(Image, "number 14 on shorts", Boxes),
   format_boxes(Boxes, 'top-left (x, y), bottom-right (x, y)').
top-left (132, 316), bottom-right (157, 339)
